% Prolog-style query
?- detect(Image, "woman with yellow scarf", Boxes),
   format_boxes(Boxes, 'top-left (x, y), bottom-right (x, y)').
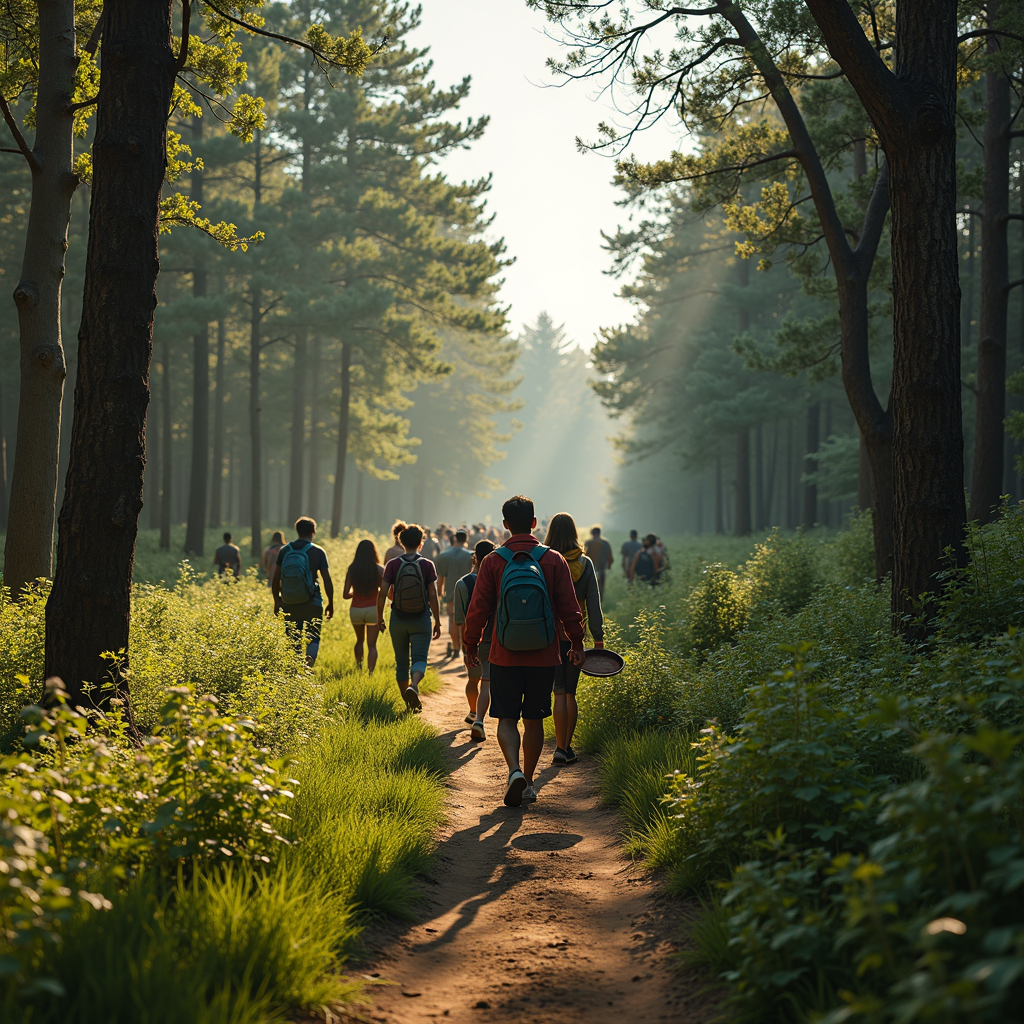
top-left (543, 513), bottom-right (605, 765)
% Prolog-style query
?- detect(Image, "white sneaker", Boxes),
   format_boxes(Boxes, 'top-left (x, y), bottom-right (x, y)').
top-left (522, 785), bottom-right (537, 803)
top-left (471, 720), bottom-right (486, 741)
top-left (504, 770), bottom-right (527, 807)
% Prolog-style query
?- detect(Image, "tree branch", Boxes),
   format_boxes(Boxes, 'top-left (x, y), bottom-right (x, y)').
top-left (176, 0), bottom-right (192, 72)
top-left (82, 11), bottom-right (104, 58)
top-left (1005, 277), bottom-right (1024, 292)
top-left (959, 28), bottom-right (1024, 46)
top-left (67, 95), bottom-right (98, 113)
top-left (803, 0), bottom-right (906, 133)
top-left (0, 94), bottom-right (39, 173)
top-left (854, 161), bottom-right (891, 272)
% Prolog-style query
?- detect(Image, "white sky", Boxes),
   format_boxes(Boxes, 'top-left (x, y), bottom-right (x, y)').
top-left (411, 0), bottom-right (682, 350)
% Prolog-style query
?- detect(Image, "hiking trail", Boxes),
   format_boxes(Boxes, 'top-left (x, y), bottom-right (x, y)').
top-left (350, 634), bottom-right (713, 1023)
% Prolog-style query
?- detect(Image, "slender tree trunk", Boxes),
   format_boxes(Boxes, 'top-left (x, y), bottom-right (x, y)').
top-left (964, 212), bottom-right (976, 351)
top-left (331, 341), bottom-right (352, 538)
top-left (764, 421), bottom-right (778, 525)
top-left (695, 489), bottom-right (703, 535)
top-left (208, 318), bottom-right (226, 526)
top-left (735, 431), bottom-right (751, 537)
top-left (0, 377), bottom-right (8, 532)
top-left (754, 425), bottom-right (765, 530)
top-left (857, 434), bottom-right (872, 510)
top-left (159, 340), bottom-right (171, 549)
top-left (355, 463), bottom-right (364, 526)
top-left (306, 335), bottom-right (321, 519)
top-left (148, 377), bottom-right (160, 530)
top-left (184, 116), bottom-right (208, 554)
top-left (4, 0), bottom-right (78, 595)
top-left (714, 455), bottom-right (723, 534)
top-left (287, 332), bottom-right (307, 523)
top-left (970, 20), bottom-right (1011, 524)
top-left (248, 129), bottom-right (263, 558)
top-left (803, 403), bottom-right (819, 529)
top-left (45, 0), bottom-right (175, 700)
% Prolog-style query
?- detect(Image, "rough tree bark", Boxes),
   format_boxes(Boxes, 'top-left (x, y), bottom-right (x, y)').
top-left (722, 3), bottom-right (894, 579)
top-left (184, 112), bottom-right (209, 554)
top-left (45, 0), bottom-right (176, 699)
top-left (208, 318), bottom-right (226, 526)
top-left (287, 331), bottom-right (307, 523)
top-left (331, 340), bottom-right (352, 538)
top-left (806, 0), bottom-right (965, 630)
top-left (970, 12), bottom-right (1011, 524)
top-left (2, 0), bottom-right (78, 595)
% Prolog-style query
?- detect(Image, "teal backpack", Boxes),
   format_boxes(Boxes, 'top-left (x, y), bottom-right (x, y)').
top-left (279, 540), bottom-right (316, 605)
top-left (495, 546), bottom-right (555, 651)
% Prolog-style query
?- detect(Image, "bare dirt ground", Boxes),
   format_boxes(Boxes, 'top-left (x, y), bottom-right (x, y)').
top-left (347, 635), bottom-right (715, 1024)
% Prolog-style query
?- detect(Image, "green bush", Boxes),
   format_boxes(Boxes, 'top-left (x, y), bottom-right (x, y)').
top-left (744, 529), bottom-right (820, 623)
top-left (686, 563), bottom-right (749, 654)
top-left (830, 507), bottom-right (876, 585)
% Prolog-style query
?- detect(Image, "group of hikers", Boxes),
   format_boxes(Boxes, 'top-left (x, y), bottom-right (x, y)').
top-left (212, 506), bottom-right (665, 808)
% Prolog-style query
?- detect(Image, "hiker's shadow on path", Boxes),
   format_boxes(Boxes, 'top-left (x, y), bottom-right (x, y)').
top-left (436, 726), bottom-right (484, 767)
top-left (413, 806), bottom-right (534, 953)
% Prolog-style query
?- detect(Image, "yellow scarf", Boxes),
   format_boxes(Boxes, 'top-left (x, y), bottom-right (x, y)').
top-left (563, 547), bottom-right (586, 583)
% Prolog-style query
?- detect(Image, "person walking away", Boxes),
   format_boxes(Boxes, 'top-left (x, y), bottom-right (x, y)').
top-left (378, 523), bottom-right (441, 711)
top-left (435, 529), bottom-right (474, 657)
top-left (463, 495), bottom-right (585, 807)
top-left (653, 536), bottom-right (670, 582)
top-left (620, 529), bottom-right (642, 578)
top-left (545, 513), bottom-right (604, 765)
top-left (343, 539), bottom-right (384, 672)
top-left (584, 525), bottom-right (613, 598)
top-left (629, 533), bottom-right (662, 585)
top-left (272, 517), bottom-right (334, 667)
top-left (262, 531), bottom-right (285, 586)
top-left (384, 519), bottom-right (406, 564)
top-left (214, 532), bottom-right (241, 578)
top-left (421, 528), bottom-right (440, 561)
top-left (469, 523), bottom-right (486, 547)
top-left (453, 539), bottom-right (495, 740)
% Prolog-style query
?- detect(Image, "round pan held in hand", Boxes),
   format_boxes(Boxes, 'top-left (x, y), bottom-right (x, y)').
top-left (581, 647), bottom-right (625, 677)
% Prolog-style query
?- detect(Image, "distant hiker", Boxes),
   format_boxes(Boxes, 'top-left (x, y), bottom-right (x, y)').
top-left (454, 539), bottom-right (496, 741)
top-left (629, 533), bottom-right (662, 585)
top-left (421, 528), bottom-right (440, 561)
top-left (436, 529), bottom-right (474, 657)
top-left (378, 523), bottom-right (442, 712)
top-left (620, 530), bottom-right (642, 577)
top-left (384, 520), bottom-right (406, 564)
top-left (463, 495), bottom-right (585, 808)
top-left (469, 523), bottom-right (486, 547)
top-left (262, 531), bottom-right (285, 586)
top-left (545, 513), bottom-right (604, 766)
top-left (584, 524), bottom-right (613, 597)
top-left (272, 517), bottom-right (334, 667)
top-left (654, 536), bottom-right (669, 582)
top-left (343, 539), bottom-right (384, 673)
top-left (214, 532), bottom-right (241, 578)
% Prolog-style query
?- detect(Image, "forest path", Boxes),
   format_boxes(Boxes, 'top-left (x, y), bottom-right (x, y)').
top-left (351, 634), bottom-right (709, 1024)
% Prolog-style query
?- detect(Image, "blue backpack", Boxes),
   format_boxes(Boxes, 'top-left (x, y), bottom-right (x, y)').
top-left (279, 540), bottom-right (316, 605)
top-left (495, 546), bottom-right (556, 651)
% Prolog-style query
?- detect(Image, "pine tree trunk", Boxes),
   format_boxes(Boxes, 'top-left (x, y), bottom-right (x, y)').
top-left (159, 339), bottom-right (172, 549)
top-left (735, 430), bottom-right (751, 537)
top-left (249, 287), bottom-right (262, 557)
top-left (803, 403), bottom-right (819, 529)
top-left (184, 115), bottom-right (208, 554)
top-left (45, 0), bottom-right (175, 700)
top-left (4, 0), bottom-right (78, 595)
top-left (754, 425), bottom-right (765, 530)
top-left (0, 377), bottom-right (8, 532)
top-left (147, 378), bottom-right (160, 530)
top-left (287, 332), bottom-right (307, 524)
top-left (714, 455), bottom-right (723, 534)
top-left (764, 421), bottom-right (778, 525)
top-left (970, 19), bottom-right (1010, 525)
top-left (355, 463), bottom-right (364, 526)
top-left (331, 341), bottom-right (352, 538)
top-left (306, 335), bottom-right (321, 518)
top-left (208, 318), bottom-right (226, 526)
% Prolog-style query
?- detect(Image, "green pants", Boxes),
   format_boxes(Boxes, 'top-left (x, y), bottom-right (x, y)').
top-left (389, 611), bottom-right (431, 682)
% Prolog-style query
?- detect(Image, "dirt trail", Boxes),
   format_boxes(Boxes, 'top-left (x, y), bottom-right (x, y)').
top-left (353, 636), bottom-right (711, 1024)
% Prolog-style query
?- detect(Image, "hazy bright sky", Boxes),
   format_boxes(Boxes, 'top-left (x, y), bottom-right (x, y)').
top-left (411, 0), bottom-right (682, 350)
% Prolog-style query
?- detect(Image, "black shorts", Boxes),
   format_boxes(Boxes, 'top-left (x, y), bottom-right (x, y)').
top-left (553, 640), bottom-right (582, 696)
top-left (488, 663), bottom-right (556, 721)
top-left (283, 606), bottom-right (322, 644)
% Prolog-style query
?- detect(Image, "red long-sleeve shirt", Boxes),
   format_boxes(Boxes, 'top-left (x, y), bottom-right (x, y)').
top-left (463, 535), bottom-right (585, 667)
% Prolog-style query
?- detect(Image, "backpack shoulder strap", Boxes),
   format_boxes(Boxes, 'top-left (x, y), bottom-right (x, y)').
top-left (495, 547), bottom-right (515, 564)
top-left (529, 544), bottom-right (549, 564)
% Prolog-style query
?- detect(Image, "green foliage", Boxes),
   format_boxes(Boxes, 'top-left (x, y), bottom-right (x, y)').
top-left (831, 508), bottom-right (876, 585)
top-left (686, 562), bottom-right (750, 654)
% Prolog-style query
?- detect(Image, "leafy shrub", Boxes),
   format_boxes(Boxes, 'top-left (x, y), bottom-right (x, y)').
top-left (830, 508), bottom-right (876, 585)
top-left (744, 529), bottom-right (820, 623)
top-left (686, 563), bottom-right (749, 654)
top-left (0, 585), bottom-right (47, 744)
top-left (574, 611), bottom-right (681, 751)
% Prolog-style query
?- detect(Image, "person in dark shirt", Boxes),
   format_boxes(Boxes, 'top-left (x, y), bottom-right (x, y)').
top-left (214, 532), bottom-right (241, 578)
top-left (272, 517), bottom-right (334, 667)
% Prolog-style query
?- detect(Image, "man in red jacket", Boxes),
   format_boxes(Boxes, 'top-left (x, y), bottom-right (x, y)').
top-left (463, 495), bottom-right (586, 808)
